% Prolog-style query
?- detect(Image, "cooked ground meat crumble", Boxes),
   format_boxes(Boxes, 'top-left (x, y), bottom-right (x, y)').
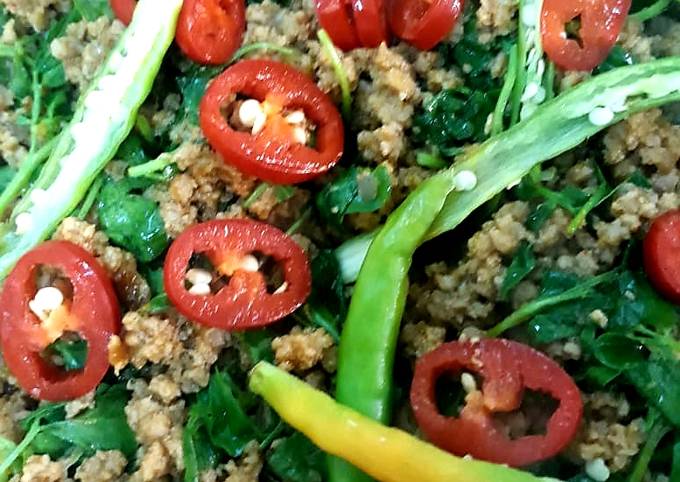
top-left (0, 0), bottom-right (679, 480)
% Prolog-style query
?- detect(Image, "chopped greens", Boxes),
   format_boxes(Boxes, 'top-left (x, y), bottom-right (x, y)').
top-left (267, 432), bottom-right (327, 482)
top-left (15, 385), bottom-right (137, 462)
top-left (45, 337), bottom-right (88, 372)
top-left (316, 165), bottom-right (391, 226)
top-left (499, 241), bottom-right (536, 300)
top-left (97, 178), bottom-right (169, 262)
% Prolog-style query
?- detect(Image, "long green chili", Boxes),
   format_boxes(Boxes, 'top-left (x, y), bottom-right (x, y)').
top-left (0, 0), bottom-right (183, 281)
top-left (331, 57), bottom-right (680, 482)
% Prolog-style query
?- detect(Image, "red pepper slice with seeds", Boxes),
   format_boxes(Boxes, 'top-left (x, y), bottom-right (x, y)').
top-left (0, 241), bottom-right (120, 402)
top-left (644, 209), bottom-right (680, 304)
top-left (200, 59), bottom-right (344, 184)
top-left (388, 0), bottom-right (464, 50)
top-left (410, 339), bottom-right (583, 467)
top-left (541, 0), bottom-right (631, 71)
top-left (164, 219), bottom-right (311, 330)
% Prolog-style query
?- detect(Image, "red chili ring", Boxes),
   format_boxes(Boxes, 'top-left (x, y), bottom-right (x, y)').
top-left (0, 241), bottom-right (120, 401)
top-left (410, 339), bottom-right (583, 467)
top-left (644, 209), bottom-right (680, 304)
top-left (388, 0), bottom-right (464, 51)
top-left (200, 59), bottom-right (344, 184)
top-left (541, 0), bottom-right (631, 71)
top-left (164, 219), bottom-right (312, 330)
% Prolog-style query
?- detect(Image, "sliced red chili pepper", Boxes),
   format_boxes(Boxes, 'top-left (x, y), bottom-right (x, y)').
top-left (176, 0), bottom-right (246, 65)
top-left (0, 241), bottom-right (120, 401)
top-left (351, 0), bottom-right (390, 48)
top-left (410, 339), bottom-right (583, 467)
top-left (644, 209), bottom-right (680, 304)
top-left (388, 0), bottom-right (463, 50)
top-left (110, 0), bottom-right (136, 25)
top-left (164, 219), bottom-right (311, 330)
top-left (314, 0), bottom-right (388, 50)
top-left (315, 0), bottom-right (361, 51)
top-left (541, 0), bottom-right (631, 71)
top-left (200, 59), bottom-right (344, 184)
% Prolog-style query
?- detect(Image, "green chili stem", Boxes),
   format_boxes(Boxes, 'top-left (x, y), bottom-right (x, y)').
top-left (416, 151), bottom-right (447, 170)
top-left (629, 412), bottom-right (670, 482)
top-left (486, 270), bottom-right (618, 337)
top-left (630, 0), bottom-right (672, 22)
top-left (242, 183), bottom-right (270, 209)
top-left (76, 176), bottom-right (103, 219)
top-left (317, 29), bottom-right (352, 119)
top-left (0, 419), bottom-right (41, 477)
top-left (0, 136), bottom-right (58, 219)
top-left (127, 152), bottom-right (175, 178)
top-left (492, 45), bottom-right (519, 135)
top-left (231, 42), bottom-right (301, 63)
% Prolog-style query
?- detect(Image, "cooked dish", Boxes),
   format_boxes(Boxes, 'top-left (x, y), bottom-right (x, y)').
top-left (1, 0), bottom-right (680, 481)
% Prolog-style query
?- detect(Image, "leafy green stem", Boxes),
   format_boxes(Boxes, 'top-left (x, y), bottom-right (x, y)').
top-left (630, 0), bottom-right (672, 22)
top-left (231, 42), bottom-right (301, 63)
top-left (317, 29), bottom-right (351, 119)
top-left (486, 270), bottom-right (618, 337)
top-left (0, 419), bottom-right (41, 477)
top-left (0, 136), bottom-right (58, 219)
top-left (76, 176), bottom-right (104, 219)
top-left (492, 44), bottom-right (519, 135)
top-left (127, 152), bottom-right (175, 178)
top-left (242, 183), bottom-right (269, 209)
top-left (544, 61), bottom-right (555, 101)
top-left (629, 411), bottom-right (670, 482)
top-left (29, 70), bottom-right (43, 154)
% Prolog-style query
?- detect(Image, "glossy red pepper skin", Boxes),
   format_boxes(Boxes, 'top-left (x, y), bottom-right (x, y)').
top-left (200, 59), bottom-right (344, 184)
top-left (176, 0), bottom-right (246, 65)
top-left (541, 0), bottom-right (631, 71)
top-left (315, 0), bottom-right (361, 50)
top-left (314, 0), bottom-right (388, 50)
top-left (0, 241), bottom-right (120, 402)
top-left (388, 0), bottom-right (463, 50)
top-left (410, 339), bottom-right (583, 467)
top-left (644, 209), bottom-right (680, 304)
top-left (110, 0), bottom-right (136, 25)
top-left (164, 219), bottom-right (311, 330)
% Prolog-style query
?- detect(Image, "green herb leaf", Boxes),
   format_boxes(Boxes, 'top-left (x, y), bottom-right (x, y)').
top-left (413, 89), bottom-right (496, 152)
top-left (97, 178), bottom-right (169, 262)
top-left (595, 46), bottom-right (634, 75)
top-left (316, 165), bottom-right (391, 225)
top-left (187, 371), bottom-right (259, 458)
top-left (239, 330), bottom-right (275, 365)
top-left (627, 357), bottom-right (680, 427)
top-left (182, 422), bottom-right (220, 482)
top-left (72, 0), bottom-right (113, 20)
top-left (593, 333), bottom-right (647, 370)
top-left (267, 432), bottom-right (326, 482)
top-left (500, 241), bottom-right (536, 300)
top-left (525, 202), bottom-right (556, 232)
top-left (46, 338), bottom-right (88, 371)
top-left (29, 385), bottom-right (137, 459)
top-left (176, 65), bottom-right (222, 124)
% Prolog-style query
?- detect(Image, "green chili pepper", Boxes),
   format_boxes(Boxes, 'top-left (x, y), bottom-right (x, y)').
top-left (331, 57), bottom-right (680, 482)
top-left (0, 0), bottom-right (183, 281)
